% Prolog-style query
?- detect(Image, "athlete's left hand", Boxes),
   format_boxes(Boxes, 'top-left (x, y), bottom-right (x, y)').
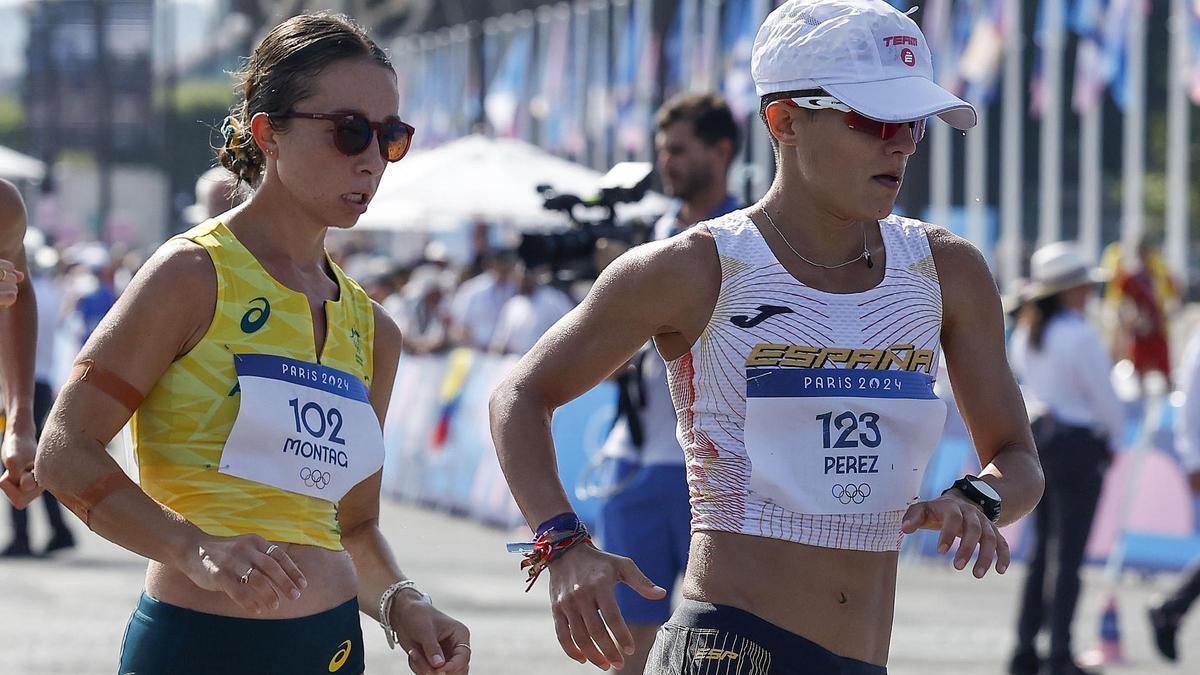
top-left (0, 427), bottom-right (41, 509)
top-left (900, 492), bottom-right (1010, 578)
top-left (390, 594), bottom-right (471, 675)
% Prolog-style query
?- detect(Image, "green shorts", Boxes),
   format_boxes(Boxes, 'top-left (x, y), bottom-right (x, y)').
top-left (118, 592), bottom-right (364, 675)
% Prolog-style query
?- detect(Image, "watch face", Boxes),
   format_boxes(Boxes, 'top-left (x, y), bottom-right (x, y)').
top-left (969, 478), bottom-right (1001, 502)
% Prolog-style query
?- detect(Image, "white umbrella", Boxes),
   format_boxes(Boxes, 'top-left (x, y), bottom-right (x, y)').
top-left (356, 135), bottom-right (668, 232)
top-left (0, 145), bottom-right (44, 182)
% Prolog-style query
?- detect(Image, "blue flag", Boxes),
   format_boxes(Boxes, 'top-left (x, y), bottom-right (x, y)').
top-left (721, 0), bottom-right (760, 120)
top-left (1070, 0), bottom-right (1108, 113)
top-left (485, 26), bottom-right (534, 138)
top-left (663, 0), bottom-right (689, 97)
top-left (1190, 0), bottom-right (1200, 104)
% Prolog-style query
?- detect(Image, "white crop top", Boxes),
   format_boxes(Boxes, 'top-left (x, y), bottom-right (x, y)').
top-left (667, 210), bottom-right (947, 552)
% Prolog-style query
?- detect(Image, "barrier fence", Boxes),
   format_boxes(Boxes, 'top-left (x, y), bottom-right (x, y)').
top-left (383, 349), bottom-right (1200, 572)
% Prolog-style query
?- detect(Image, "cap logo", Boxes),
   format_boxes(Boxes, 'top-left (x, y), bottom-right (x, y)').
top-left (900, 48), bottom-right (916, 67)
top-left (883, 36), bottom-right (919, 47)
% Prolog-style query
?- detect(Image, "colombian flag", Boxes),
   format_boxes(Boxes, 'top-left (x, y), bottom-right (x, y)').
top-left (432, 348), bottom-right (475, 450)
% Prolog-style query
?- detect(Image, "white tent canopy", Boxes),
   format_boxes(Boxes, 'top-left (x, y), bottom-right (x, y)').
top-left (0, 145), bottom-right (44, 182)
top-left (357, 135), bottom-right (669, 232)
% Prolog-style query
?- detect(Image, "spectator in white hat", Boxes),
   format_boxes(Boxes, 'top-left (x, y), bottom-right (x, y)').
top-left (490, 1), bottom-right (1043, 672)
top-left (1008, 241), bottom-right (1119, 675)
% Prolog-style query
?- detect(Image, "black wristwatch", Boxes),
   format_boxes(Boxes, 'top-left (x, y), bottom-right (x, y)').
top-left (943, 475), bottom-right (1002, 523)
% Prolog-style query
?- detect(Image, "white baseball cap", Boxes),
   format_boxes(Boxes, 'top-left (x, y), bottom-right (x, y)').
top-left (752, 0), bottom-right (977, 130)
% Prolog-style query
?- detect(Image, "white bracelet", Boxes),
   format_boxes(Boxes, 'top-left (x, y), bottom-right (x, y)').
top-left (378, 579), bottom-right (429, 650)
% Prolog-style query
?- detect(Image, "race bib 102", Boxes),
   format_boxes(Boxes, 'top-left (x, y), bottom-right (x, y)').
top-left (220, 353), bottom-right (385, 502)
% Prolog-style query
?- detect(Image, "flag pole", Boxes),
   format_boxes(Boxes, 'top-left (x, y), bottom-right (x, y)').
top-left (1038, 0), bottom-right (1065, 246)
top-left (1121, 0), bottom-right (1146, 249)
top-left (751, 0), bottom-right (772, 202)
top-left (635, 0), bottom-right (654, 162)
top-left (699, 0), bottom-right (721, 92)
top-left (927, 1), bottom-right (952, 229)
top-left (1078, 104), bottom-right (1103, 262)
top-left (966, 108), bottom-right (987, 255)
top-left (536, 6), bottom-right (553, 150)
top-left (681, 0), bottom-right (698, 92)
top-left (1000, 0), bottom-right (1024, 287)
top-left (588, 0), bottom-right (611, 170)
top-left (1165, 0), bottom-right (1190, 279)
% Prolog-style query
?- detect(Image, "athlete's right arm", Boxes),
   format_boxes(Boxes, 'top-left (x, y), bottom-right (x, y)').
top-left (489, 229), bottom-right (719, 670)
top-left (34, 239), bottom-right (305, 614)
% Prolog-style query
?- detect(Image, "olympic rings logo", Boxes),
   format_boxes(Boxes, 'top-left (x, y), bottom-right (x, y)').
top-left (300, 467), bottom-right (331, 490)
top-left (831, 483), bottom-right (871, 505)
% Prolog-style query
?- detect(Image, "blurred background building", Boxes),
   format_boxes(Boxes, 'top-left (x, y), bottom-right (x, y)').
top-left (4, 8), bottom-right (1200, 671)
top-left (0, 0), bottom-right (1196, 291)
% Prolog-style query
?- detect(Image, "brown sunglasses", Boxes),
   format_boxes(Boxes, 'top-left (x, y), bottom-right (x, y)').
top-left (273, 111), bottom-right (415, 162)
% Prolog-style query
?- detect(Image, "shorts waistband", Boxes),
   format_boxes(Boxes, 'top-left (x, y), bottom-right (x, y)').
top-left (668, 599), bottom-right (887, 674)
top-left (136, 592), bottom-right (357, 629)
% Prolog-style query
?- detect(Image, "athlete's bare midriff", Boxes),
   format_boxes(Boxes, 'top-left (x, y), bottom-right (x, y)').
top-left (145, 543), bottom-right (358, 619)
top-left (681, 530), bottom-right (898, 666)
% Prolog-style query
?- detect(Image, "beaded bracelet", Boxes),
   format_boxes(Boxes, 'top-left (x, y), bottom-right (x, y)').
top-left (378, 579), bottom-right (430, 649)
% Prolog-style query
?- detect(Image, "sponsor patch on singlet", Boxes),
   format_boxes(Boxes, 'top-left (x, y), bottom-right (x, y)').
top-left (742, 343), bottom-right (947, 515)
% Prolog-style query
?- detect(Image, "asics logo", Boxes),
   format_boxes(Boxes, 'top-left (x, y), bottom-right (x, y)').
top-left (300, 467), bottom-right (331, 489)
top-left (328, 639), bottom-right (352, 672)
top-left (730, 304), bottom-right (794, 328)
top-left (240, 297), bottom-right (271, 333)
top-left (832, 483), bottom-right (871, 504)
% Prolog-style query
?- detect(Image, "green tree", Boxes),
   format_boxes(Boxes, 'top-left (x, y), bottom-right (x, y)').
top-left (157, 78), bottom-right (236, 224)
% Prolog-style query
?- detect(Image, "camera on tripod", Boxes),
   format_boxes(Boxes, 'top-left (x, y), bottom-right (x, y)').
top-left (518, 162), bottom-right (657, 279)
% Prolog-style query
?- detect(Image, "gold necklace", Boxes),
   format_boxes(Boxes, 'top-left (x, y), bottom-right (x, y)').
top-left (760, 208), bottom-right (873, 270)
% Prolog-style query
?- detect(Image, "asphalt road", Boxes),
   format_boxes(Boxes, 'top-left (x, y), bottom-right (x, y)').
top-left (1, 497), bottom-right (1196, 675)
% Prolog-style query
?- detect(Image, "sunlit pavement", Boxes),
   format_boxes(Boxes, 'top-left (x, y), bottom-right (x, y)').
top-left (2, 496), bottom-right (1197, 674)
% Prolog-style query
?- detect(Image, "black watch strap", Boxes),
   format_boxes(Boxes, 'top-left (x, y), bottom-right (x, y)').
top-left (942, 475), bottom-right (1001, 523)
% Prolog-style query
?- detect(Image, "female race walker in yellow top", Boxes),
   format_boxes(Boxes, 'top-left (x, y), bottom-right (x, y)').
top-left (34, 13), bottom-right (470, 675)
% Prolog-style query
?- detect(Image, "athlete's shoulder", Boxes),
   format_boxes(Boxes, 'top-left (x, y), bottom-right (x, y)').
top-left (582, 220), bottom-right (720, 326)
top-left (920, 223), bottom-right (990, 276)
top-left (626, 217), bottom-right (720, 282)
top-left (920, 223), bottom-right (1001, 327)
top-left (90, 236), bottom-right (217, 355)
top-left (131, 236), bottom-right (217, 300)
top-left (367, 298), bottom-right (402, 384)
top-left (370, 299), bottom-right (401, 347)
top-left (0, 178), bottom-right (23, 214)
top-left (0, 179), bottom-right (27, 244)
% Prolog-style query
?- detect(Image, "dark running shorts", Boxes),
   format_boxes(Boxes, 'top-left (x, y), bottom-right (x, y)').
top-left (645, 600), bottom-right (888, 675)
top-left (118, 593), bottom-right (364, 675)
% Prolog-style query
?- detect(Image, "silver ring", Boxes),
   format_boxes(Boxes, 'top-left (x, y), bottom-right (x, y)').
top-left (0, 269), bottom-right (7, 282)
top-left (454, 643), bottom-right (471, 652)
top-left (265, 544), bottom-right (279, 556)
top-left (239, 567), bottom-right (255, 584)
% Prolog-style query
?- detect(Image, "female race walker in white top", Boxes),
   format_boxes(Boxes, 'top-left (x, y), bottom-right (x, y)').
top-left (489, 1), bottom-right (1044, 673)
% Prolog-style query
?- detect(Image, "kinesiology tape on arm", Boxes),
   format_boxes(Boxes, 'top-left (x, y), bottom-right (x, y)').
top-left (57, 359), bottom-right (144, 526)
top-left (68, 359), bottom-right (145, 413)
top-left (57, 469), bottom-right (138, 528)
